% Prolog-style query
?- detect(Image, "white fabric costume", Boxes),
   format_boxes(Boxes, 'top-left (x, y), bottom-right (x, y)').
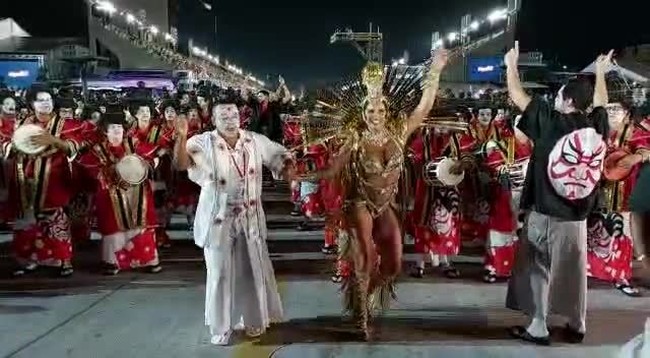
top-left (187, 129), bottom-right (288, 343)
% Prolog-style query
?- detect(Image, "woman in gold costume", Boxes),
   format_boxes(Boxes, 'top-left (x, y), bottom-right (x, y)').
top-left (300, 49), bottom-right (448, 339)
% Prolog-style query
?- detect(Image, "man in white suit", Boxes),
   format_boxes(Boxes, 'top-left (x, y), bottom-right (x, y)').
top-left (175, 100), bottom-right (296, 345)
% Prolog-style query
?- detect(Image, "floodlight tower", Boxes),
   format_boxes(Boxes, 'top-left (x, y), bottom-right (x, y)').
top-left (330, 23), bottom-right (383, 64)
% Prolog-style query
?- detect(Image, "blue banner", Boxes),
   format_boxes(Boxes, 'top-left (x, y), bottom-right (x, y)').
top-left (0, 59), bottom-right (40, 88)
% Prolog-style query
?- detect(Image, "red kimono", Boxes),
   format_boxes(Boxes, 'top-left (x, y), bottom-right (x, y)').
top-left (173, 120), bottom-right (202, 213)
top-left (482, 133), bottom-right (532, 278)
top-left (79, 138), bottom-right (159, 270)
top-left (410, 128), bottom-right (476, 256)
top-left (6, 115), bottom-right (84, 267)
top-left (0, 115), bottom-right (15, 224)
top-left (129, 121), bottom-right (175, 247)
top-left (461, 118), bottom-right (500, 243)
top-left (587, 123), bottom-right (649, 283)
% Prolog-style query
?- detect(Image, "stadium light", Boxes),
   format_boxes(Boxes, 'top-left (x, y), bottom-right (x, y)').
top-left (487, 8), bottom-right (508, 23)
top-left (149, 26), bottom-right (159, 35)
top-left (447, 32), bottom-right (458, 42)
top-left (398, 58), bottom-right (406, 65)
top-left (125, 13), bottom-right (135, 23)
top-left (96, 1), bottom-right (117, 14)
top-left (470, 20), bottom-right (480, 31)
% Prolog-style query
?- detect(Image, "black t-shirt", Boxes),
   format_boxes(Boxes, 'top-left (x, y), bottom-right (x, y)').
top-left (518, 96), bottom-right (609, 221)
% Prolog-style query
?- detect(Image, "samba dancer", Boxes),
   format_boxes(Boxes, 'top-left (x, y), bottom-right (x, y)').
top-left (587, 99), bottom-right (650, 296)
top-left (408, 121), bottom-right (476, 279)
top-left (175, 99), bottom-right (293, 346)
top-left (2, 86), bottom-right (85, 277)
top-left (78, 110), bottom-right (165, 275)
top-left (299, 49), bottom-right (448, 340)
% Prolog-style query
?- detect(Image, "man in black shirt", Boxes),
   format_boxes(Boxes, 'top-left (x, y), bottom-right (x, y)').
top-left (504, 42), bottom-right (613, 345)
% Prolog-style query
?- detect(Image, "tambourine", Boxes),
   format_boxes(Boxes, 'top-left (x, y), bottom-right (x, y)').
top-left (12, 124), bottom-right (46, 155)
top-left (603, 149), bottom-right (633, 181)
top-left (115, 155), bottom-right (148, 185)
top-left (423, 157), bottom-right (465, 187)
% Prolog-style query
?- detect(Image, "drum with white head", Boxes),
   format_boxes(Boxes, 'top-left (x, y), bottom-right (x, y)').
top-left (423, 157), bottom-right (465, 187)
top-left (115, 155), bottom-right (148, 185)
top-left (12, 124), bottom-right (46, 155)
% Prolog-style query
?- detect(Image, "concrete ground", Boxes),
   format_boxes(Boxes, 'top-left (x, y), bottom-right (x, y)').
top-left (1, 240), bottom-right (649, 358)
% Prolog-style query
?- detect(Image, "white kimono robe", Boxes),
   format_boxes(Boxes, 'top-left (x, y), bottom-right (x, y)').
top-left (187, 129), bottom-right (288, 336)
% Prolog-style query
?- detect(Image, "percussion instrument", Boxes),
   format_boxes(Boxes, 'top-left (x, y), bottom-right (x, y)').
top-left (12, 124), bottom-right (46, 155)
top-left (506, 158), bottom-right (529, 190)
top-left (423, 157), bottom-right (465, 187)
top-left (115, 155), bottom-right (148, 185)
top-left (421, 117), bottom-right (469, 132)
top-left (603, 148), bottom-right (633, 181)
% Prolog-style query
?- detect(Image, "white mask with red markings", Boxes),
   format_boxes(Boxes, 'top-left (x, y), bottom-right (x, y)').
top-left (213, 104), bottom-right (240, 138)
top-left (547, 128), bottom-right (606, 200)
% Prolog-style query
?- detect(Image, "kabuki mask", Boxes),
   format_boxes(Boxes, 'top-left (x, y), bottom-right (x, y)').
top-left (213, 104), bottom-right (240, 138)
top-left (477, 108), bottom-right (492, 126)
top-left (605, 102), bottom-right (628, 131)
top-left (106, 124), bottom-right (124, 145)
top-left (429, 190), bottom-right (459, 236)
top-left (2, 97), bottom-right (16, 116)
top-left (164, 107), bottom-right (177, 122)
top-left (136, 106), bottom-right (151, 130)
top-left (547, 128), bottom-right (606, 200)
top-left (587, 212), bottom-right (624, 260)
top-left (33, 92), bottom-right (53, 116)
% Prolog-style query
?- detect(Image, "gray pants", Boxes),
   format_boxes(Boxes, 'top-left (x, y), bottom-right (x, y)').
top-left (506, 211), bottom-right (587, 329)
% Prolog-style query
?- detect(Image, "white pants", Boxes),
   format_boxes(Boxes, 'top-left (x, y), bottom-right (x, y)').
top-left (203, 215), bottom-right (283, 335)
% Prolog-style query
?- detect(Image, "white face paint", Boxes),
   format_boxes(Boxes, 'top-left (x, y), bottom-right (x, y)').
top-left (136, 106), bottom-right (151, 128)
top-left (197, 96), bottom-right (207, 108)
top-left (33, 92), bottom-right (53, 115)
top-left (164, 107), bottom-right (176, 121)
top-left (477, 108), bottom-right (492, 126)
top-left (213, 104), bottom-right (240, 138)
top-left (547, 128), bottom-right (606, 200)
top-left (106, 124), bottom-right (124, 144)
top-left (2, 97), bottom-right (16, 115)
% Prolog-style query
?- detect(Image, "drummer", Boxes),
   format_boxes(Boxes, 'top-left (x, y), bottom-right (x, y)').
top-left (480, 113), bottom-right (533, 283)
top-left (77, 109), bottom-right (163, 275)
top-left (5, 86), bottom-right (85, 277)
top-left (408, 123), bottom-right (476, 279)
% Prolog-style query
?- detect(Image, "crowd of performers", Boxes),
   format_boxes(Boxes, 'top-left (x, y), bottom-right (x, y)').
top-left (289, 82), bottom-right (650, 298)
top-left (0, 78), bottom-right (291, 277)
top-left (2, 48), bottom-right (650, 346)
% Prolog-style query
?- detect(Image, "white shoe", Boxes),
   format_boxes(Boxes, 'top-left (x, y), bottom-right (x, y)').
top-left (210, 331), bottom-right (232, 346)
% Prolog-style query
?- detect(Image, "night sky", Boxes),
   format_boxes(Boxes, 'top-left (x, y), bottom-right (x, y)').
top-left (4, 0), bottom-right (649, 87)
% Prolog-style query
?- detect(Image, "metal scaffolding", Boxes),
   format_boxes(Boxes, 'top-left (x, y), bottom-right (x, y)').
top-left (330, 23), bottom-right (383, 64)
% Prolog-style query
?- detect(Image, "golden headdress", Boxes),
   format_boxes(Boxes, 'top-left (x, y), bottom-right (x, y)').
top-left (295, 61), bottom-right (426, 148)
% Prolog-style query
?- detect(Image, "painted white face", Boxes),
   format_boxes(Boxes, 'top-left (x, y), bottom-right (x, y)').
top-left (213, 104), bottom-right (240, 137)
top-left (197, 96), bottom-right (208, 108)
top-left (2, 97), bottom-right (16, 115)
top-left (547, 128), bottom-right (606, 200)
top-left (180, 94), bottom-right (190, 105)
top-left (605, 103), bottom-right (627, 130)
top-left (33, 92), bottom-right (53, 115)
top-left (477, 108), bottom-right (492, 126)
top-left (59, 108), bottom-right (74, 120)
top-left (164, 107), bottom-right (176, 122)
top-left (106, 124), bottom-right (124, 144)
top-left (136, 106), bottom-right (151, 128)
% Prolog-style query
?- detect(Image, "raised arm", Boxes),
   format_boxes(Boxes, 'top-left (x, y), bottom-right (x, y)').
top-left (593, 50), bottom-right (613, 108)
top-left (505, 41), bottom-right (531, 112)
top-left (406, 49), bottom-right (449, 136)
